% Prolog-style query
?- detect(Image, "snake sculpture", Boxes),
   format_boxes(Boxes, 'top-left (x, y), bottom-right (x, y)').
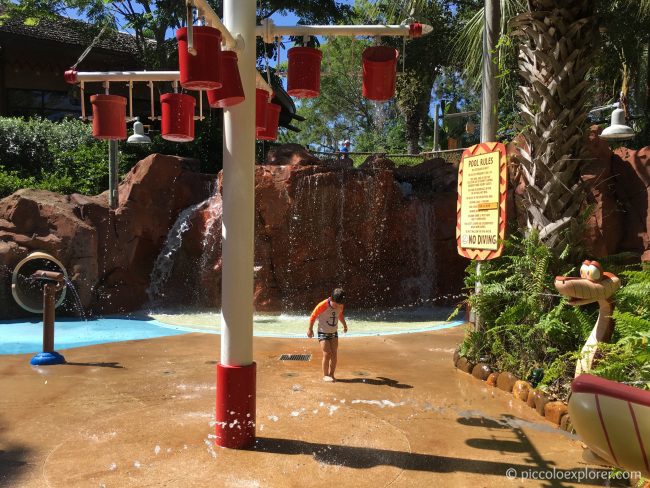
top-left (556, 261), bottom-right (650, 478)
top-left (554, 260), bottom-right (620, 377)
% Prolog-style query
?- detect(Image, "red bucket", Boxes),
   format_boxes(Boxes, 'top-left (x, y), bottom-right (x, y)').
top-left (256, 89), bottom-right (270, 130)
top-left (207, 51), bottom-right (245, 108)
top-left (161, 93), bottom-right (196, 142)
top-left (362, 46), bottom-right (399, 101)
top-left (256, 103), bottom-right (281, 141)
top-left (287, 47), bottom-right (322, 98)
top-left (176, 26), bottom-right (222, 91)
top-left (90, 94), bottom-right (126, 140)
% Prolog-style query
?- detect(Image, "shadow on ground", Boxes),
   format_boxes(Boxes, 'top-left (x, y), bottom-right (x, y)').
top-left (0, 419), bottom-right (32, 486)
top-left (252, 412), bottom-right (625, 488)
top-left (64, 361), bottom-right (124, 368)
top-left (335, 376), bottom-right (413, 388)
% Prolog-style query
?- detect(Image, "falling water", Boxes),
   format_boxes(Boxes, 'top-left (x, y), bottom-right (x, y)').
top-left (363, 171), bottom-right (389, 304)
top-left (194, 195), bottom-right (222, 305)
top-left (147, 199), bottom-right (208, 303)
top-left (283, 173), bottom-right (309, 311)
top-left (63, 277), bottom-right (87, 320)
top-left (335, 170), bottom-right (347, 283)
top-left (401, 203), bottom-right (435, 300)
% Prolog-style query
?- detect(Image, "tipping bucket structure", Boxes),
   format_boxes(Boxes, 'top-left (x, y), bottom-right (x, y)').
top-left (207, 51), bottom-right (245, 108)
top-left (90, 95), bottom-right (127, 140)
top-left (287, 47), bottom-right (323, 98)
top-left (362, 46), bottom-right (399, 101)
top-left (176, 26), bottom-right (222, 91)
top-left (256, 103), bottom-right (281, 141)
top-left (255, 89), bottom-right (270, 130)
top-left (161, 93), bottom-right (196, 142)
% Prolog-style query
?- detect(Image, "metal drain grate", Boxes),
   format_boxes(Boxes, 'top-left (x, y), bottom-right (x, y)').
top-left (279, 354), bottom-right (311, 361)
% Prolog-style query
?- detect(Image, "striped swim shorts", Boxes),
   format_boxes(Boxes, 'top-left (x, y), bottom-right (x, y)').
top-left (317, 332), bottom-right (338, 342)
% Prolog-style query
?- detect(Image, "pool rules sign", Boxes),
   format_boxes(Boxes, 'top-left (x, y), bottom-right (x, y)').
top-left (457, 142), bottom-right (507, 260)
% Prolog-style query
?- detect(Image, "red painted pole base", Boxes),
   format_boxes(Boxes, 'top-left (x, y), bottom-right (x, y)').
top-left (215, 362), bottom-right (256, 449)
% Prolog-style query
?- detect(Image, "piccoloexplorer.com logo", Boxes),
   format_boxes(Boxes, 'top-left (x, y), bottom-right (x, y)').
top-left (505, 467), bottom-right (640, 482)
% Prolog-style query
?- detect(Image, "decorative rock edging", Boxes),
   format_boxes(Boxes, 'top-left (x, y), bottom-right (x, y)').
top-left (454, 353), bottom-right (574, 433)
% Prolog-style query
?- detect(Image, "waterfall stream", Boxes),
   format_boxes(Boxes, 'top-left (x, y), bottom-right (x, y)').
top-left (147, 199), bottom-right (209, 303)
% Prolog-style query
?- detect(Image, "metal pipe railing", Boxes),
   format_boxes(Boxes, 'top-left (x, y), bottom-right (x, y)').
top-left (257, 18), bottom-right (430, 44)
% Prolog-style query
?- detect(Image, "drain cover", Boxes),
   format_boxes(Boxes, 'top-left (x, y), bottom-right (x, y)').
top-left (279, 354), bottom-right (311, 361)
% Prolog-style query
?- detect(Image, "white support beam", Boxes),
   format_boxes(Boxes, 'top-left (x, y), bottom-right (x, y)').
top-left (257, 18), bottom-right (431, 44)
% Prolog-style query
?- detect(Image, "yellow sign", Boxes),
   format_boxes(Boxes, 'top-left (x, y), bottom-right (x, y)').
top-left (458, 148), bottom-right (503, 253)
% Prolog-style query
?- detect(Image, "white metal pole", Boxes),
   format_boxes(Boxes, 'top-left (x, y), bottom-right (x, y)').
top-left (221, 0), bottom-right (255, 367)
top-left (475, 0), bottom-right (500, 331)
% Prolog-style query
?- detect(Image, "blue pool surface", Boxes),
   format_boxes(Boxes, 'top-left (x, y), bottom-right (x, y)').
top-left (0, 315), bottom-right (464, 355)
top-left (0, 317), bottom-right (189, 355)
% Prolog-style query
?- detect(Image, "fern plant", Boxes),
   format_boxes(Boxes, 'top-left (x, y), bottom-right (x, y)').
top-left (591, 264), bottom-right (650, 389)
top-left (459, 230), bottom-right (597, 398)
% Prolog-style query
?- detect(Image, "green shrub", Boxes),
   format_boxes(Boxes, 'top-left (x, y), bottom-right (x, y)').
top-left (458, 230), bottom-right (650, 398)
top-left (0, 115), bottom-right (224, 199)
top-left (591, 264), bottom-right (650, 389)
top-left (0, 166), bottom-right (34, 198)
top-left (457, 230), bottom-right (597, 398)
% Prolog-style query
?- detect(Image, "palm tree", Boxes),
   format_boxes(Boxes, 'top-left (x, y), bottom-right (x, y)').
top-left (509, 1), bottom-right (598, 254)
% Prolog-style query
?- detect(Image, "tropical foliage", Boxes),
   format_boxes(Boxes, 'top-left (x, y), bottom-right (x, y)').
top-left (0, 116), bottom-right (224, 198)
top-left (591, 264), bottom-right (650, 389)
top-left (458, 229), bottom-right (650, 398)
top-left (457, 231), bottom-right (596, 398)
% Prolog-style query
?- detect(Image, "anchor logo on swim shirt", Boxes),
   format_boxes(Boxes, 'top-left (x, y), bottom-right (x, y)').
top-left (327, 310), bottom-right (337, 327)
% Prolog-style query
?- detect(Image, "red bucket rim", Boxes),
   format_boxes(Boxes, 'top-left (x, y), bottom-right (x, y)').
top-left (163, 133), bottom-right (194, 142)
top-left (160, 92), bottom-right (196, 104)
top-left (362, 46), bottom-right (399, 63)
top-left (90, 94), bottom-right (127, 105)
top-left (176, 25), bottom-right (222, 41)
top-left (287, 46), bottom-right (323, 59)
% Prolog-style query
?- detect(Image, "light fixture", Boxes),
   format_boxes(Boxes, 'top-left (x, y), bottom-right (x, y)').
top-left (465, 120), bottom-right (476, 134)
top-left (599, 107), bottom-right (635, 141)
top-left (127, 117), bottom-right (151, 144)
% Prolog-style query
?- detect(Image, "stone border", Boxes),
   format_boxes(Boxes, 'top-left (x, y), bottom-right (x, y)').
top-left (453, 351), bottom-right (574, 433)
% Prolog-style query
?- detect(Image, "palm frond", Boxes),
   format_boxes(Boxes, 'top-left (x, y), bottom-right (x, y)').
top-left (451, 0), bottom-right (526, 89)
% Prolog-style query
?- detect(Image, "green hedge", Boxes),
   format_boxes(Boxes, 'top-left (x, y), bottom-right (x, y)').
top-left (0, 115), bottom-right (224, 199)
top-left (0, 117), bottom-right (109, 198)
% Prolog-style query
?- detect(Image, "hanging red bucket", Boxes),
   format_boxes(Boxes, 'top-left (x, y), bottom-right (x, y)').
top-left (90, 94), bottom-right (126, 140)
top-left (287, 47), bottom-right (323, 98)
top-left (256, 89), bottom-right (270, 130)
top-left (176, 26), bottom-right (222, 91)
top-left (207, 51), bottom-right (245, 108)
top-left (161, 93), bottom-right (196, 142)
top-left (256, 103), bottom-right (281, 141)
top-left (362, 46), bottom-right (399, 101)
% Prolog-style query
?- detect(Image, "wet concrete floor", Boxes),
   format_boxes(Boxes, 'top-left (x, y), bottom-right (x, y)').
top-left (0, 325), bottom-right (618, 487)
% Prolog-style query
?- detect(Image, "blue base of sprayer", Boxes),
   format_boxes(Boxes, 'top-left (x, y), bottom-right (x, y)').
top-left (30, 351), bottom-right (66, 366)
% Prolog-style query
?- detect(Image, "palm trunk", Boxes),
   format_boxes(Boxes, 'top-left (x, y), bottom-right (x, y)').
top-left (511, 1), bottom-right (597, 254)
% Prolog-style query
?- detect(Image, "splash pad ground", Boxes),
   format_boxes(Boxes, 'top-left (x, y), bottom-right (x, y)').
top-left (0, 325), bottom-right (615, 487)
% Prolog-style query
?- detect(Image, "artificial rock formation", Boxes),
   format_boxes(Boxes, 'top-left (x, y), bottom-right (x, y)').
top-left (159, 158), bottom-right (467, 312)
top-left (2, 137), bottom-right (648, 319)
top-left (0, 154), bottom-right (214, 318)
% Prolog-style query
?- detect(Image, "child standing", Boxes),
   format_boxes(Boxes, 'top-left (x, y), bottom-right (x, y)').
top-left (307, 288), bottom-right (348, 382)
